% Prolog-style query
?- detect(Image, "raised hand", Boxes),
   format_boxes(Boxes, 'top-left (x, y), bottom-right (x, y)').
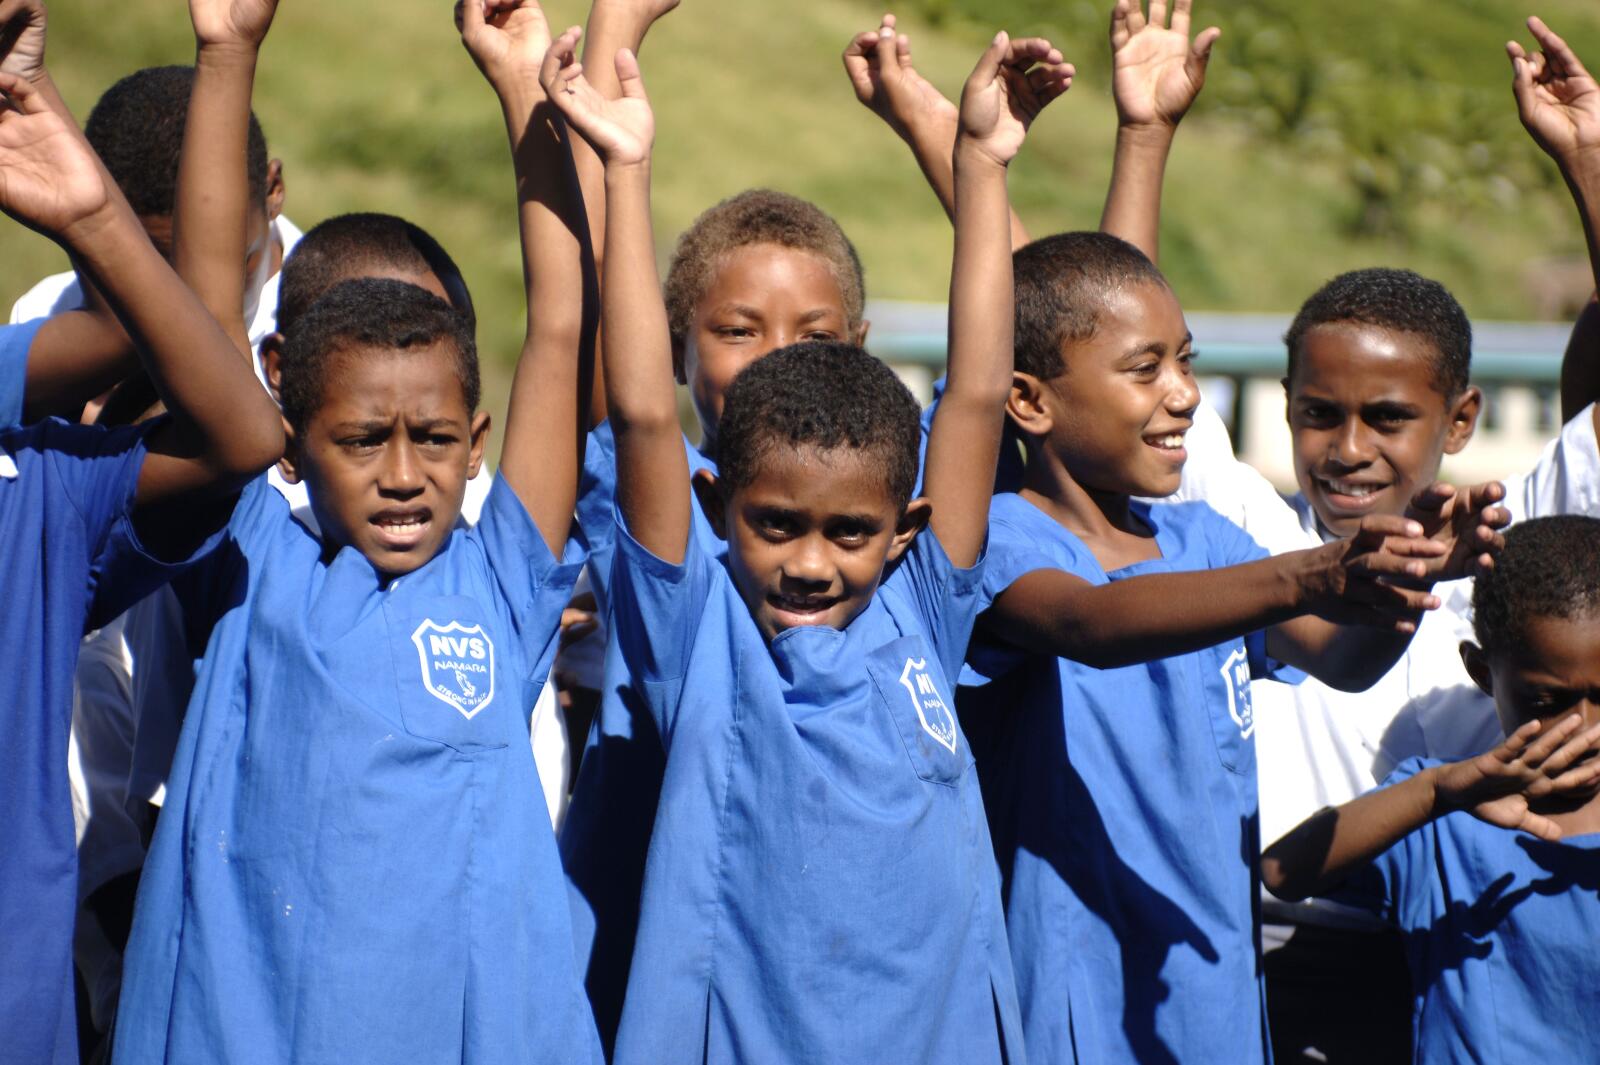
top-left (458, 0), bottom-right (553, 96)
top-left (1404, 480), bottom-right (1510, 581)
top-left (1508, 17), bottom-right (1600, 171)
top-left (0, 0), bottom-right (47, 84)
top-left (0, 73), bottom-right (107, 237)
top-left (541, 27), bottom-right (652, 167)
top-left (1434, 715), bottom-right (1600, 841)
top-left (957, 31), bottom-right (1073, 168)
top-left (1300, 514), bottom-right (1447, 634)
top-left (1110, 0), bottom-right (1219, 130)
top-left (843, 14), bottom-right (957, 144)
top-left (188, 0), bottom-right (278, 49)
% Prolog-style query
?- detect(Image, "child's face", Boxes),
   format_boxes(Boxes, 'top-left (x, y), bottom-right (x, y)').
top-left (1286, 323), bottom-right (1479, 538)
top-left (676, 244), bottom-right (855, 450)
top-left (695, 444), bottom-right (925, 641)
top-left (1022, 281), bottom-right (1198, 498)
top-left (285, 342), bottom-right (489, 578)
top-left (1465, 614), bottom-right (1600, 802)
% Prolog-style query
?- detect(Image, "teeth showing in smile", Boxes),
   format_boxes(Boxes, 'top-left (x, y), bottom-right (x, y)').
top-left (1324, 479), bottom-right (1382, 498)
top-left (377, 517), bottom-right (428, 536)
top-left (1147, 434), bottom-right (1185, 449)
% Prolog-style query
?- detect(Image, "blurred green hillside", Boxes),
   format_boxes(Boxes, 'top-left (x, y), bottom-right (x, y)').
top-left (3, 0), bottom-right (1598, 428)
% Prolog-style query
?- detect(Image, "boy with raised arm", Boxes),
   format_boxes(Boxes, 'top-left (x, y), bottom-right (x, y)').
top-left (0, 65), bottom-right (282, 1065)
top-left (545, 26), bottom-right (1070, 1063)
top-left (113, 2), bottom-right (601, 1061)
top-left (1264, 516), bottom-right (1600, 1065)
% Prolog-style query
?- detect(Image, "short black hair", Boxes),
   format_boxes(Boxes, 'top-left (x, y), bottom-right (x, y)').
top-left (1013, 231), bottom-right (1170, 380)
top-left (276, 212), bottom-right (473, 335)
top-left (1285, 268), bottom-right (1471, 399)
top-left (83, 66), bottom-right (270, 218)
top-left (279, 278), bottom-right (479, 432)
top-left (715, 341), bottom-right (921, 508)
top-left (1473, 516), bottom-right (1600, 656)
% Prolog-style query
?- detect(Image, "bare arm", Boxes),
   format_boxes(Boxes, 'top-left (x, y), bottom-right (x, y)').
top-left (544, 34), bottom-right (688, 562)
top-left (1263, 715), bottom-right (1600, 901)
top-left (925, 35), bottom-right (1072, 566)
top-left (1097, 0), bottom-right (1218, 262)
top-left (843, 15), bottom-right (1037, 251)
top-left (462, 0), bottom-right (594, 554)
top-left (0, 74), bottom-right (282, 500)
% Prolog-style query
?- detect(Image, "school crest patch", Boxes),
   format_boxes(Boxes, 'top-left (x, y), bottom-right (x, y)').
top-left (1220, 645), bottom-right (1254, 739)
top-left (410, 619), bottom-right (495, 720)
top-left (899, 656), bottom-right (958, 754)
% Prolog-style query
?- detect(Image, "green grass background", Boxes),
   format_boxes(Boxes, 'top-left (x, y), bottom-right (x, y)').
top-left (5, 0), bottom-right (1599, 431)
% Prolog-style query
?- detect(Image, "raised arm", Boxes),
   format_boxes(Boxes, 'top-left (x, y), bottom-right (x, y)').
top-left (0, 74), bottom-right (281, 499)
top-left (984, 513), bottom-right (1445, 672)
top-left (543, 33), bottom-right (688, 563)
top-left (1263, 715), bottom-right (1600, 901)
top-left (1098, 0), bottom-right (1218, 262)
top-left (461, 0), bottom-right (594, 553)
top-left (1506, 17), bottom-right (1600, 426)
top-left (843, 14), bottom-right (1041, 251)
top-left (925, 34), bottom-right (1072, 566)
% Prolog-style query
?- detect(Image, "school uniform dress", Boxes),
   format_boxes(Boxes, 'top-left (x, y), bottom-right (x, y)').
top-left (600, 515), bottom-right (1022, 1065)
top-left (0, 322), bottom-right (221, 1065)
top-left (961, 493), bottom-right (1296, 1065)
top-left (1329, 758), bottom-right (1600, 1064)
top-left (560, 423), bottom-right (721, 1051)
top-left (114, 475), bottom-right (599, 1065)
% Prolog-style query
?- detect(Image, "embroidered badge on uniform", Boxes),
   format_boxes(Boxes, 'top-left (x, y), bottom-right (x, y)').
top-left (899, 656), bottom-right (958, 754)
top-left (411, 619), bottom-right (496, 719)
top-left (1219, 645), bottom-right (1254, 739)
top-left (0, 453), bottom-right (17, 479)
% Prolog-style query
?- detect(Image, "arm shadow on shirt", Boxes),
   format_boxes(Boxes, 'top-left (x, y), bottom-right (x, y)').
top-left (959, 662), bottom-right (1221, 1065)
top-left (558, 679), bottom-right (667, 1060)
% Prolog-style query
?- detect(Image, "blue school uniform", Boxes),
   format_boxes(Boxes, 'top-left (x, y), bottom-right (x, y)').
top-left (919, 374), bottom-right (1025, 494)
top-left (601, 515), bottom-right (1023, 1065)
top-left (562, 422), bottom-right (722, 1050)
top-left (0, 321), bottom-right (220, 1065)
top-left (115, 475), bottom-right (598, 1065)
top-left (1331, 758), bottom-right (1600, 1064)
top-left (961, 493), bottom-right (1290, 1065)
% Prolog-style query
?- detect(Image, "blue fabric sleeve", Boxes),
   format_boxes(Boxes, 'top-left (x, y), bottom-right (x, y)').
top-left (474, 475), bottom-right (588, 682)
top-left (1324, 757), bottom-right (1435, 922)
top-left (888, 526), bottom-right (987, 686)
top-left (575, 422), bottom-right (620, 617)
top-left (0, 319), bottom-right (42, 429)
top-left (610, 507), bottom-right (717, 691)
top-left (1189, 501), bottom-right (1306, 684)
top-left (36, 417), bottom-right (153, 593)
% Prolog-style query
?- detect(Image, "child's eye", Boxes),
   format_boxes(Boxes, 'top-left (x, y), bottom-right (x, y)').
top-left (1129, 362), bottom-right (1159, 377)
top-left (830, 523), bottom-right (871, 545)
top-left (755, 514), bottom-right (797, 539)
top-left (1179, 349), bottom-right (1199, 369)
top-left (802, 330), bottom-right (839, 342)
top-left (716, 326), bottom-right (756, 340)
top-left (341, 435), bottom-right (384, 452)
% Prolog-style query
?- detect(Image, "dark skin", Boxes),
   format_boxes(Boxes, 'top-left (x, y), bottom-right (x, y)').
top-left (1263, 612), bottom-right (1600, 903)
top-left (279, 343), bottom-right (489, 578)
top-left (982, 281), bottom-right (1503, 689)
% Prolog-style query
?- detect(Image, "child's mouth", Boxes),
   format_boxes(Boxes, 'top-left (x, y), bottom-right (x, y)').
top-left (767, 593), bottom-right (837, 626)
top-left (370, 508), bottom-right (433, 549)
top-left (1143, 431), bottom-right (1187, 461)
top-left (1316, 476), bottom-right (1388, 512)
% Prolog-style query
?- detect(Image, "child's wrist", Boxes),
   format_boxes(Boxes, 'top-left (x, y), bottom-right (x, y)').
top-left (952, 136), bottom-right (1010, 172)
top-left (59, 198), bottom-right (138, 263)
top-left (1115, 120), bottom-right (1179, 149)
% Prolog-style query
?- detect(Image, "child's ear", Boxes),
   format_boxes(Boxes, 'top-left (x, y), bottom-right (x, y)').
top-left (260, 334), bottom-right (286, 403)
top-left (1006, 372), bottom-right (1054, 438)
top-left (467, 411), bottom-right (492, 480)
top-left (886, 498), bottom-right (933, 564)
top-left (852, 319), bottom-right (871, 347)
top-left (1443, 386), bottom-right (1483, 456)
top-left (672, 338), bottom-right (689, 387)
top-left (276, 414), bottom-right (303, 484)
top-left (1460, 640), bottom-right (1494, 697)
top-left (690, 468), bottom-right (728, 540)
top-left (265, 159), bottom-right (286, 221)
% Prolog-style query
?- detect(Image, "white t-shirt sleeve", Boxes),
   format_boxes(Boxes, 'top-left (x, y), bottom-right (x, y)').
top-left (1168, 397), bottom-right (1314, 554)
top-left (9, 270), bottom-right (82, 325)
top-left (1502, 402), bottom-right (1600, 523)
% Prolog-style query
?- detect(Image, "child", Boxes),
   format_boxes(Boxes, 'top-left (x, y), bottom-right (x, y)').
top-left (0, 66), bottom-right (284, 1065)
top-left (546, 25), bottom-right (1070, 1063)
top-left (1263, 515), bottom-right (1600, 1064)
top-left (112, 2), bottom-right (600, 1061)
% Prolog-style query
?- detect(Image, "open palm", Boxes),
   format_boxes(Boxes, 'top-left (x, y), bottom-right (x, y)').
top-left (541, 32), bottom-right (652, 166)
top-left (1509, 17), bottom-right (1600, 164)
top-left (0, 79), bottom-right (106, 234)
top-left (1110, 0), bottom-right (1218, 129)
top-left (459, 0), bottom-right (552, 91)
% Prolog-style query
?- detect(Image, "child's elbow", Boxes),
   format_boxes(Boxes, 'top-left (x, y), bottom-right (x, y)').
top-left (1258, 856), bottom-right (1309, 903)
top-left (215, 409), bottom-right (285, 478)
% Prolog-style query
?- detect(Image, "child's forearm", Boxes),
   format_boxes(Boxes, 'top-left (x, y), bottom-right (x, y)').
top-left (20, 308), bottom-right (140, 421)
top-left (174, 42), bottom-right (260, 357)
top-left (900, 113), bottom-right (1032, 251)
top-left (1556, 161), bottom-right (1600, 424)
top-left (1262, 768), bottom-right (1441, 902)
top-left (1268, 615), bottom-right (1416, 694)
top-left (1098, 122), bottom-right (1175, 264)
top-left (495, 88), bottom-right (594, 553)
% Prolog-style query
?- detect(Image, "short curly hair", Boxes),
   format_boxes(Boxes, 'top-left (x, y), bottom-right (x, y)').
top-left (84, 66), bottom-right (270, 218)
top-left (714, 341), bottom-right (921, 508)
top-left (1285, 268), bottom-right (1471, 399)
top-left (279, 278), bottom-right (479, 432)
top-left (1013, 232), bottom-right (1170, 380)
top-left (1473, 516), bottom-right (1600, 656)
top-left (277, 213), bottom-right (472, 336)
top-left (663, 189), bottom-right (864, 349)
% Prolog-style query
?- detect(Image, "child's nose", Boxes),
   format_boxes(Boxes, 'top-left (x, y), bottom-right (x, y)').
top-left (781, 538), bottom-right (832, 585)
top-left (1330, 420), bottom-right (1375, 467)
top-left (380, 438), bottom-right (426, 495)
